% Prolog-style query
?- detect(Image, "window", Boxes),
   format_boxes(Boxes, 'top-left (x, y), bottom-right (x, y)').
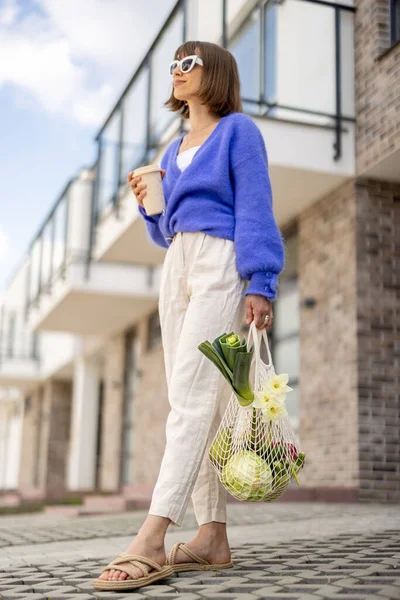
top-left (229, 8), bottom-right (261, 112)
top-left (391, 0), bottom-right (400, 44)
top-left (270, 233), bottom-right (300, 434)
top-left (147, 310), bottom-right (162, 351)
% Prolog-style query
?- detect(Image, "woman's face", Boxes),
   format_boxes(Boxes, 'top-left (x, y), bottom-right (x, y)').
top-left (172, 53), bottom-right (203, 103)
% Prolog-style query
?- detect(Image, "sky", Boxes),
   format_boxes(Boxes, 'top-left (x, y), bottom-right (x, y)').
top-left (0, 0), bottom-right (176, 293)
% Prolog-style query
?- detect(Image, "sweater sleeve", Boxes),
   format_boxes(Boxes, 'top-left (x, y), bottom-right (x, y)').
top-left (232, 129), bottom-right (285, 301)
top-left (138, 205), bottom-right (168, 249)
top-left (136, 148), bottom-right (171, 249)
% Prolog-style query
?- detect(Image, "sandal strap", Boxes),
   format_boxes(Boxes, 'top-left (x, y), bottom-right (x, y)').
top-left (101, 552), bottom-right (162, 577)
top-left (101, 562), bottom-right (139, 580)
top-left (167, 542), bottom-right (209, 566)
top-left (118, 553), bottom-right (163, 572)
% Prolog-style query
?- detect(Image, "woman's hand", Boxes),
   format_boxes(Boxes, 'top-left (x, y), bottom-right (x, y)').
top-left (245, 294), bottom-right (273, 330)
top-left (127, 169), bottom-right (166, 207)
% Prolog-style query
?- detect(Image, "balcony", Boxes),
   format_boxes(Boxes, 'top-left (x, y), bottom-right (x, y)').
top-left (93, 0), bottom-right (356, 264)
top-left (26, 170), bottom-right (161, 336)
top-left (0, 343), bottom-right (40, 390)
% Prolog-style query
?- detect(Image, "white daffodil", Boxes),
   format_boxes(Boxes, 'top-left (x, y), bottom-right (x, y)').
top-left (252, 388), bottom-right (275, 411)
top-left (260, 396), bottom-right (288, 423)
top-left (264, 373), bottom-right (293, 398)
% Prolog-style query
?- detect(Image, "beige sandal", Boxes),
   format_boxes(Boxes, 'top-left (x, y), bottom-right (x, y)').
top-left (92, 552), bottom-right (174, 591)
top-left (167, 542), bottom-right (234, 572)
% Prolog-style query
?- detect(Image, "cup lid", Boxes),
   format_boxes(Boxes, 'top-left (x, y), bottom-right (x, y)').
top-left (133, 164), bottom-right (161, 176)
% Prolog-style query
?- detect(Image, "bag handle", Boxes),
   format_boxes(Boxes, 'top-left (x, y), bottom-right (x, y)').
top-left (246, 320), bottom-right (273, 369)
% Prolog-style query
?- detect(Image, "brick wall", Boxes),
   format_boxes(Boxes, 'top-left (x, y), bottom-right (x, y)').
top-left (99, 333), bottom-right (125, 491)
top-left (19, 388), bottom-right (43, 491)
top-left (355, 180), bottom-right (400, 501)
top-left (45, 380), bottom-right (72, 492)
top-left (355, 0), bottom-right (400, 175)
top-left (298, 178), bottom-right (400, 501)
top-left (132, 319), bottom-right (170, 485)
top-left (299, 181), bottom-right (360, 490)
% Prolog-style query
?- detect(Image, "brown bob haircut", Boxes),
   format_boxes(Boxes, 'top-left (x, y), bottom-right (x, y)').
top-left (164, 41), bottom-right (243, 119)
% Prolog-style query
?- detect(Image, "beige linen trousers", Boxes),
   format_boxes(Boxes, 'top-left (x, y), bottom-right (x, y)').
top-left (148, 231), bottom-right (247, 526)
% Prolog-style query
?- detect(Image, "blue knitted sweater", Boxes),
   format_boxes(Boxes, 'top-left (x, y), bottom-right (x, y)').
top-left (138, 112), bottom-right (285, 300)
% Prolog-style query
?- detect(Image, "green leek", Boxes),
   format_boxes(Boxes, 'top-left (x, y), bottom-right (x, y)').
top-left (198, 331), bottom-right (254, 407)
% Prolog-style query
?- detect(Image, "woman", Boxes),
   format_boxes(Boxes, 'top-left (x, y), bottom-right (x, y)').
top-left (94, 40), bottom-right (284, 592)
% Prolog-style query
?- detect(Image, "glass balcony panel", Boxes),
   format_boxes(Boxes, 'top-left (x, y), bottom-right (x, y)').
top-left (121, 66), bottom-right (149, 179)
top-left (52, 196), bottom-right (67, 280)
top-left (150, 11), bottom-right (183, 144)
top-left (29, 239), bottom-right (41, 303)
top-left (229, 8), bottom-right (261, 113)
top-left (41, 220), bottom-right (53, 291)
top-left (97, 110), bottom-right (121, 213)
top-left (340, 8), bottom-right (355, 118)
top-left (274, 0), bottom-right (336, 125)
top-left (264, 1), bottom-right (278, 104)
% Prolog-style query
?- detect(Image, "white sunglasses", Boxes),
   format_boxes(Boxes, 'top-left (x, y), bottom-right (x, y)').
top-left (169, 55), bottom-right (204, 76)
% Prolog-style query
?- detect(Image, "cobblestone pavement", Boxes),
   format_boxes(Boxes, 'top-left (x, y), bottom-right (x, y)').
top-left (0, 503), bottom-right (399, 599)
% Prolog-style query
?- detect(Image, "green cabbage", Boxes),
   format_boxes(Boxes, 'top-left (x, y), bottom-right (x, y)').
top-left (221, 450), bottom-right (273, 501)
top-left (209, 428), bottom-right (232, 470)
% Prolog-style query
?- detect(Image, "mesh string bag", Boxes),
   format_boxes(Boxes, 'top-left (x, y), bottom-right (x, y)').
top-left (209, 321), bottom-right (302, 502)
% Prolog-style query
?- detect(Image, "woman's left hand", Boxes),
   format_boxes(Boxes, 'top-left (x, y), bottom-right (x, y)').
top-left (245, 294), bottom-right (273, 330)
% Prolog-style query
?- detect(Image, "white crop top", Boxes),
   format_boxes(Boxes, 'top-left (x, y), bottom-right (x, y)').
top-left (176, 145), bottom-right (201, 172)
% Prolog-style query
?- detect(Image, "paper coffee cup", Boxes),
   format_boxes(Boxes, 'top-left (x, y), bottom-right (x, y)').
top-left (133, 164), bottom-right (165, 216)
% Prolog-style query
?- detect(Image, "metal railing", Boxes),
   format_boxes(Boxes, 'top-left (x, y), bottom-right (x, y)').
top-left (0, 339), bottom-right (39, 367)
top-left (93, 0), bottom-right (356, 225)
top-left (93, 0), bottom-right (186, 219)
top-left (23, 0), bottom-right (356, 310)
top-left (25, 181), bottom-right (72, 314)
top-left (0, 307), bottom-right (39, 366)
top-left (227, 0), bottom-right (356, 161)
top-left (24, 175), bottom-right (94, 314)
top-left (0, 347), bottom-right (39, 365)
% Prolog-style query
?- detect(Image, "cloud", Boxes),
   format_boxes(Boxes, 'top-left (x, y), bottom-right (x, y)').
top-left (0, 0), bottom-right (175, 126)
top-left (0, 0), bottom-right (20, 26)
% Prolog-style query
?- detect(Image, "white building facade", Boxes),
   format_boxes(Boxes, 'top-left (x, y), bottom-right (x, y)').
top-left (1, 0), bottom-right (399, 508)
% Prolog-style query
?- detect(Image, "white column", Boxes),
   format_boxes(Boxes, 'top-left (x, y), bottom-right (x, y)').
top-left (67, 169), bottom-right (94, 258)
top-left (67, 356), bottom-right (100, 490)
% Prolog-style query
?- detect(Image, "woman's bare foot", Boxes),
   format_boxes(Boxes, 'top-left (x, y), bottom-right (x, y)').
top-left (172, 522), bottom-right (231, 566)
top-left (98, 515), bottom-right (170, 582)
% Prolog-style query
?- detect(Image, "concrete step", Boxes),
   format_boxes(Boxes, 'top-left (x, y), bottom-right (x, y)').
top-left (80, 494), bottom-right (127, 515)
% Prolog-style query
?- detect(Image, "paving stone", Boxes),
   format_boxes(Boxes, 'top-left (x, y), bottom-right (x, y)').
top-left (56, 596), bottom-right (98, 600)
top-left (143, 596), bottom-right (201, 600)
top-left (0, 585), bottom-right (35, 593)
top-left (33, 584), bottom-right (80, 593)
top-left (75, 581), bottom-right (102, 590)
top-left (0, 508), bottom-right (400, 598)
top-left (105, 595), bottom-right (147, 600)
top-left (190, 595), bottom-right (258, 600)
top-left (0, 595), bottom-right (47, 600)
top-left (378, 586), bottom-right (400, 599)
